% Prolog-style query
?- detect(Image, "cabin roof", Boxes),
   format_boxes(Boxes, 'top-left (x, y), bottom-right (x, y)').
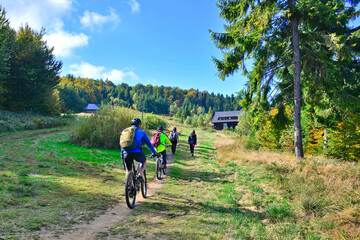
top-left (83, 104), bottom-right (101, 111)
top-left (211, 110), bottom-right (242, 123)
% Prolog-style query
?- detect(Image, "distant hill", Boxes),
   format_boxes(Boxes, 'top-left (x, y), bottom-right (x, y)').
top-left (57, 75), bottom-right (241, 118)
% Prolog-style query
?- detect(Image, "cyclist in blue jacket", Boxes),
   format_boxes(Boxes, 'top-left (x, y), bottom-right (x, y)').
top-left (121, 118), bottom-right (157, 181)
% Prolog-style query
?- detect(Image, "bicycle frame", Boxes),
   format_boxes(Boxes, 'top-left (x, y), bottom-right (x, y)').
top-left (155, 153), bottom-right (167, 180)
top-left (125, 160), bottom-right (147, 209)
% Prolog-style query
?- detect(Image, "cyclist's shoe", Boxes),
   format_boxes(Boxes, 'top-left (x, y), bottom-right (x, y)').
top-left (136, 175), bottom-right (144, 182)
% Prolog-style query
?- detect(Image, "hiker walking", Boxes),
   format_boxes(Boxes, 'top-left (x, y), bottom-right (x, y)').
top-left (169, 127), bottom-right (179, 155)
top-left (188, 130), bottom-right (197, 157)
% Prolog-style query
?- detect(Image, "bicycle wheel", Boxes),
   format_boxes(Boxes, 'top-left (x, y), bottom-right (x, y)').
top-left (125, 171), bottom-right (136, 209)
top-left (141, 170), bottom-right (147, 198)
top-left (156, 157), bottom-right (162, 180)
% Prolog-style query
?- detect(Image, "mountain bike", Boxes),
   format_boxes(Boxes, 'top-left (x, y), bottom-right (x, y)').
top-left (150, 153), bottom-right (166, 180)
top-left (125, 161), bottom-right (147, 209)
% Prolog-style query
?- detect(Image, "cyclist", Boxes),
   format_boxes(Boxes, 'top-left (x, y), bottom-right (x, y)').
top-left (121, 118), bottom-right (157, 182)
top-left (154, 126), bottom-right (172, 168)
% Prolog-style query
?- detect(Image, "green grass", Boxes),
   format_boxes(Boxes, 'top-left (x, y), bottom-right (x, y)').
top-left (0, 126), bottom-right (157, 238)
top-left (1, 119), bottom-right (358, 239)
top-left (105, 125), bottom-right (317, 239)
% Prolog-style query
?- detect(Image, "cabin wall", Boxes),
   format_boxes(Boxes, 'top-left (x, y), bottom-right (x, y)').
top-left (213, 122), bottom-right (238, 130)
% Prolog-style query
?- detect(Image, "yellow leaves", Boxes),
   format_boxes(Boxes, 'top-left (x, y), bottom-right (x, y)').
top-left (328, 113), bottom-right (360, 161)
top-left (306, 127), bottom-right (324, 155)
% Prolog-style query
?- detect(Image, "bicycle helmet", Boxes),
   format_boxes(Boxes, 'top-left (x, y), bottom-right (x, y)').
top-left (131, 118), bottom-right (141, 127)
top-left (157, 126), bottom-right (164, 131)
top-left (173, 127), bottom-right (176, 131)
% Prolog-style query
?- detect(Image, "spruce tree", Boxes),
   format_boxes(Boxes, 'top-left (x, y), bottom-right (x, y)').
top-left (210, 0), bottom-right (360, 160)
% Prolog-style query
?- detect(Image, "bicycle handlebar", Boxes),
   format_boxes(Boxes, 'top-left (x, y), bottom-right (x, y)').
top-left (148, 153), bottom-right (161, 158)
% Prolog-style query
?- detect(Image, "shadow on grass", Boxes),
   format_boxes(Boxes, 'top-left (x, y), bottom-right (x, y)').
top-left (0, 178), bottom-right (118, 236)
top-left (170, 165), bottom-right (231, 184)
top-left (142, 193), bottom-right (265, 222)
top-left (175, 144), bottom-right (214, 160)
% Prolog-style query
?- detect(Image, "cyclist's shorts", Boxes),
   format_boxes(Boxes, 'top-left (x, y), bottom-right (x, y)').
top-left (123, 151), bottom-right (146, 171)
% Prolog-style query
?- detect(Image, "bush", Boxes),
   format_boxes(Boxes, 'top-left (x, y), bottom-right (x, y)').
top-left (0, 110), bottom-right (71, 132)
top-left (184, 116), bottom-right (192, 125)
top-left (70, 105), bottom-right (135, 149)
top-left (144, 114), bottom-right (168, 130)
top-left (34, 118), bottom-right (43, 129)
top-left (236, 113), bottom-right (251, 136)
top-left (326, 113), bottom-right (360, 161)
top-left (246, 130), bottom-right (260, 150)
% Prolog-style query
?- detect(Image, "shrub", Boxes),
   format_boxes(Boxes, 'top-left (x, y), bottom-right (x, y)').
top-left (236, 113), bottom-right (251, 136)
top-left (279, 127), bottom-right (294, 153)
top-left (144, 114), bottom-right (168, 130)
top-left (326, 113), bottom-right (360, 161)
top-left (0, 110), bottom-right (72, 132)
top-left (70, 105), bottom-right (134, 149)
top-left (34, 118), bottom-right (43, 129)
top-left (184, 116), bottom-right (192, 125)
top-left (245, 130), bottom-right (260, 150)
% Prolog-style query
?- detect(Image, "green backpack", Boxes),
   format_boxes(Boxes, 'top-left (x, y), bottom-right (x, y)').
top-left (120, 127), bottom-right (138, 151)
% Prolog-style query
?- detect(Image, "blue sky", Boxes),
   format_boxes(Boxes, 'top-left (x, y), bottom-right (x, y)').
top-left (0, 0), bottom-right (246, 96)
top-left (1, 0), bottom-right (359, 96)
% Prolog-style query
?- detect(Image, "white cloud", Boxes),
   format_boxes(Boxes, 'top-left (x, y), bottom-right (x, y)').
top-left (1, 0), bottom-right (74, 31)
top-left (44, 30), bottom-right (89, 57)
top-left (128, 0), bottom-right (140, 13)
top-left (80, 8), bottom-right (120, 30)
top-left (1, 0), bottom-right (88, 58)
top-left (69, 62), bottom-right (139, 84)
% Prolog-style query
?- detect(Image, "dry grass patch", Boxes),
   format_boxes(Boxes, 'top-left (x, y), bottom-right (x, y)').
top-left (214, 132), bottom-right (360, 239)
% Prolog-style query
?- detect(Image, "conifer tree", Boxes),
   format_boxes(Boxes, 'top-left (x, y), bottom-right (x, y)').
top-left (210, 0), bottom-right (360, 160)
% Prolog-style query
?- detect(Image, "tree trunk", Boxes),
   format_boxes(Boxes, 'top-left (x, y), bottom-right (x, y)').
top-left (290, 1), bottom-right (304, 160)
top-left (323, 128), bottom-right (327, 151)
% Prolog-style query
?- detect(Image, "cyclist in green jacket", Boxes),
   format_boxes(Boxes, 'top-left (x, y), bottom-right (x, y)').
top-left (155, 126), bottom-right (172, 168)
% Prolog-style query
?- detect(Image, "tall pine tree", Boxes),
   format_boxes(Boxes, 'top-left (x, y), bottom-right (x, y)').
top-left (210, 0), bottom-right (359, 160)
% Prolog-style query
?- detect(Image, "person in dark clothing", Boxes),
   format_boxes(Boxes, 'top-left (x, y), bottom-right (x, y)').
top-left (188, 130), bottom-right (197, 156)
top-left (169, 127), bottom-right (179, 155)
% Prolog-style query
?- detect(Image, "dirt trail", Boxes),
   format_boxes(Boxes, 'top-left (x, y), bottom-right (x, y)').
top-left (40, 155), bottom-right (173, 240)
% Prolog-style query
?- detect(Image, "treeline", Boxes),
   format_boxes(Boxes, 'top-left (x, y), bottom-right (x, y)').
top-left (58, 74), bottom-right (240, 121)
top-left (0, 7), bottom-right (62, 114)
top-left (213, 0), bottom-right (360, 160)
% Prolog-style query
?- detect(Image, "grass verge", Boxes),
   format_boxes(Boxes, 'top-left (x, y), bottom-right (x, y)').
top-left (0, 127), bottom-right (156, 238)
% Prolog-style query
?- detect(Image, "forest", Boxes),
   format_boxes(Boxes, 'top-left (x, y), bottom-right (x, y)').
top-left (57, 74), bottom-right (240, 122)
top-left (0, 2), bottom-right (359, 161)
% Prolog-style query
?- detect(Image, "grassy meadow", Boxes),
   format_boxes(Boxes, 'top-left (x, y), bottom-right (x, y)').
top-left (104, 123), bottom-right (360, 239)
top-left (0, 126), bottom-right (154, 239)
top-left (0, 115), bottom-right (359, 239)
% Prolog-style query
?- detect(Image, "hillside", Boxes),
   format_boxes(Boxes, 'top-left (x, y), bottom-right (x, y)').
top-left (1, 116), bottom-right (359, 239)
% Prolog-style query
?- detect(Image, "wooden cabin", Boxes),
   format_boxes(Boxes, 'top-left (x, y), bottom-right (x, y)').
top-left (211, 110), bottom-right (242, 130)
